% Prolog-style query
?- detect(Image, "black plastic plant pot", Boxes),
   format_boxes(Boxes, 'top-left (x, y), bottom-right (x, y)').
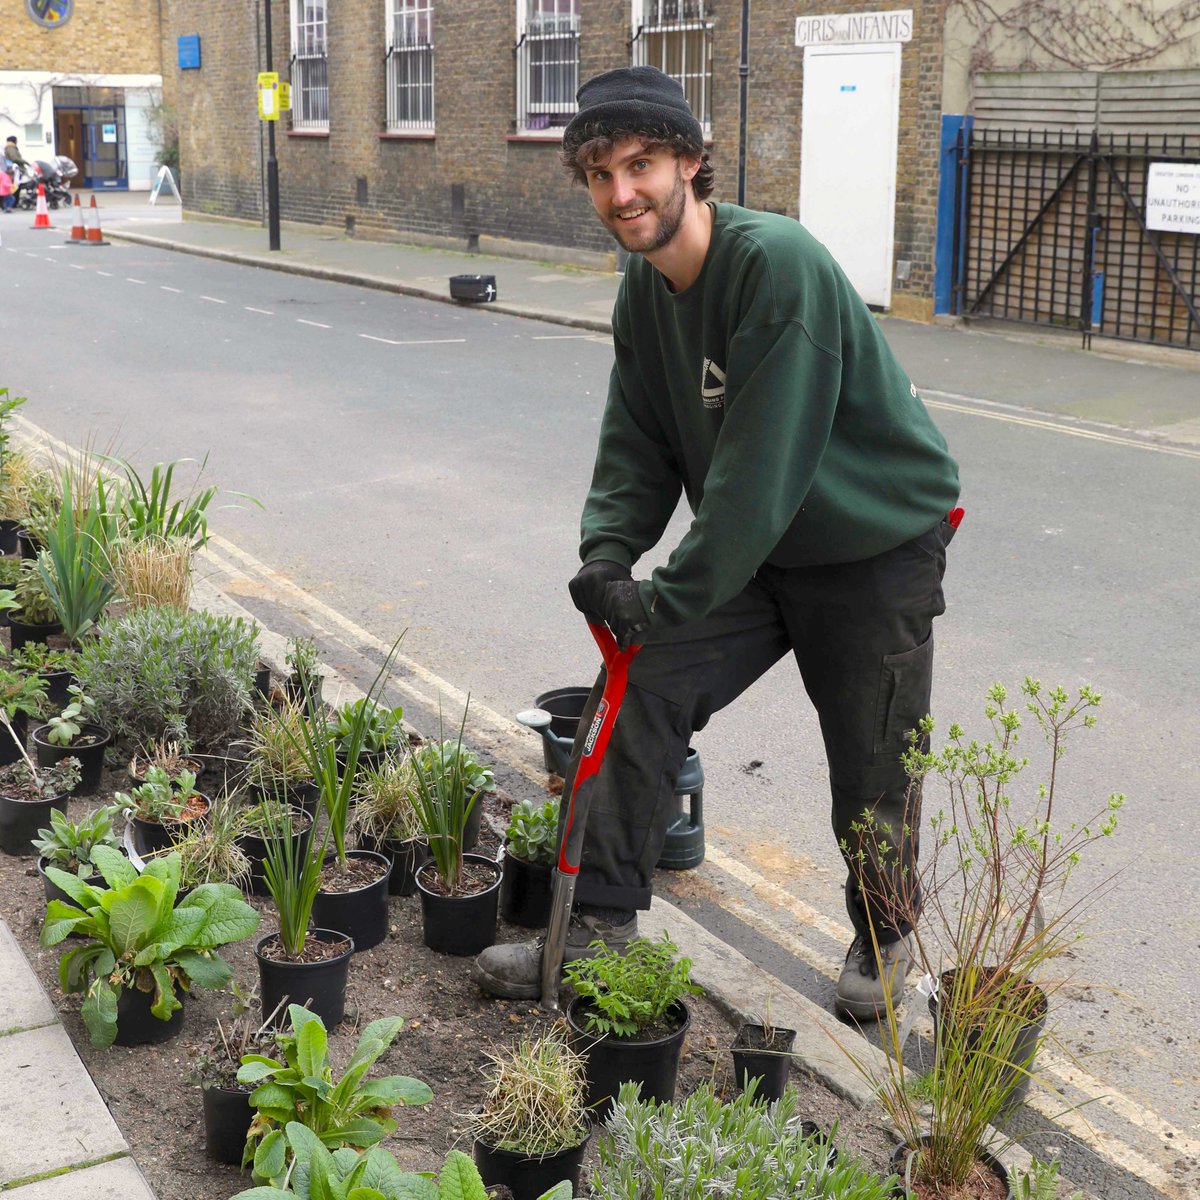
top-left (202, 1084), bottom-right (254, 1166)
top-left (39, 669), bottom-right (77, 710)
top-left (283, 672), bottom-right (324, 709)
top-left (473, 1132), bottom-right (591, 1200)
top-left (889, 1137), bottom-right (1011, 1199)
top-left (0, 710), bottom-right (29, 768)
top-left (32, 722), bottom-right (112, 796)
top-left (415, 854), bottom-right (501, 956)
top-left (129, 797), bottom-right (211, 860)
top-left (930, 970), bottom-right (1047, 1112)
top-left (9, 617), bottom-right (64, 652)
top-left (0, 790), bottom-right (69, 856)
top-left (37, 856), bottom-right (104, 905)
top-left (0, 519), bottom-right (19, 555)
top-left (254, 661), bottom-right (272, 701)
top-left (312, 850), bottom-right (392, 953)
top-left (239, 807), bottom-right (315, 897)
top-left (566, 997), bottom-right (691, 1121)
top-left (500, 852), bottom-right (553, 928)
top-left (249, 779), bottom-right (320, 817)
top-left (17, 528), bottom-right (42, 561)
top-left (358, 832), bottom-right (429, 897)
top-left (255, 928), bottom-right (354, 1029)
top-left (114, 984), bottom-right (187, 1046)
top-left (463, 798), bottom-right (483, 853)
top-left (731, 1022), bottom-right (798, 1103)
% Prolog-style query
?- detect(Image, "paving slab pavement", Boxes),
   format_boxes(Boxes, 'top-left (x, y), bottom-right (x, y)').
top-left (4, 1156), bottom-right (157, 1200)
top-left (0, 919), bottom-right (56, 1035)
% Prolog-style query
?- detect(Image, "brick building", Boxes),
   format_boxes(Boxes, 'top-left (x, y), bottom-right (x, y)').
top-left (161, 2), bottom-right (948, 318)
top-left (0, 0), bottom-right (164, 192)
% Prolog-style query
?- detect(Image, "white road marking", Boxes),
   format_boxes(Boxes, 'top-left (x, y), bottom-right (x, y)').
top-left (24, 252), bottom-right (39, 258)
top-left (922, 390), bottom-right (1200, 461)
top-left (160, 285), bottom-right (182, 293)
top-left (200, 295), bottom-right (226, 304)
top-left (125, 277), bottom-right (145, 285)
top-left (96, 270), bottom-right (113, 277)
top-left (297, 318), bottom-right (331, 329)
top-left (67, 263), bottom-right (85, 270)
top-left (358, 334), bottom-right (467, 346)
top-left (245, 306), bottom-right (274, 315)
top-left (3, 247), bottom-right (16, 253)
top-left (42, 257), bottom-right (58, 264)
top-left (530, 334), bottom-right (597, 340)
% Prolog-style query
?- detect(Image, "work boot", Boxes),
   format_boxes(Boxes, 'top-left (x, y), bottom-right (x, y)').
top-left (471, 911), bottom-right (639, 1000)
top-left (834, 933), bottom-right (913, 1020)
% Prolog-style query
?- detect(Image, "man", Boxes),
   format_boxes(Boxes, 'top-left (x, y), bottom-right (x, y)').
top-left (4, 136), bottom-right (30, 173)
top-left (473, 66), bottom-right (960, 1019)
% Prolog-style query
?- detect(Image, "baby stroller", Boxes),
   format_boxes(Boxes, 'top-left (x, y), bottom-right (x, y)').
top-left (34, 156), bottom-right (78, 208)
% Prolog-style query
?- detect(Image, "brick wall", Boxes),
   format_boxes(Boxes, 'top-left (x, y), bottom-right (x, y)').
top-left (3, 0), bottom-right (160, 74)
top-left (161, 1), bottom-right (946, 314)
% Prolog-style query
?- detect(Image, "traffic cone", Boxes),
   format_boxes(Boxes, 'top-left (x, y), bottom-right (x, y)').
top-left (31, 183), bottom-right (52, 230)
top-left (65, 194), bottom-right (86, 244)
top-left (84, 194), bottom-right (109, 246)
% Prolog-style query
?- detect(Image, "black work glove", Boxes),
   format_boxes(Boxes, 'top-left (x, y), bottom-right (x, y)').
top-left (568, 560), bottom-right (631, 623)
top-left (602, 579), bottom-right (651, 651)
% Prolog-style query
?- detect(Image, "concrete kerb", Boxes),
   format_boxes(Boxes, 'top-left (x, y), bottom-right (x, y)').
top-left (102, 230), bottom-right (614, 336)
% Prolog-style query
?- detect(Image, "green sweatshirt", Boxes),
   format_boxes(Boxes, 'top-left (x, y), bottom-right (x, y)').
top-left (580, 202), bottom-right (960, 629)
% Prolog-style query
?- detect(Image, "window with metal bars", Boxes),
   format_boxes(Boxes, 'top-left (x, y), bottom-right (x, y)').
top-left (289, 0), bottom-right (329, 130)
top-left (630, 0), bottom-right (712, 134)
top-left (515, 0), bottom-right (580, 134)
top-left (387, 0), bottom-right (434, 131)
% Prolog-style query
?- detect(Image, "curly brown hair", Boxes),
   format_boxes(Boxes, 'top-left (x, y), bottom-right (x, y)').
top-left (560, 123), bottom-right (715, 200)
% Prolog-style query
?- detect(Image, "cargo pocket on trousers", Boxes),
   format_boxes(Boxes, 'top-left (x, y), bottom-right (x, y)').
top-left (872, 632), bottom-right (935, 758)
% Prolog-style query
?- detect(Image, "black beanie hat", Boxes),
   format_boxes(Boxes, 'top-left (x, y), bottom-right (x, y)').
top-left (563, 66), bottom-right (704, 156)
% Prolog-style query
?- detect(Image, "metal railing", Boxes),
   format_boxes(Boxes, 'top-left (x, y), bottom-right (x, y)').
top-left (631, 1), bottom-right (712, 133)
top-left (386, 39), bottom-right (434, 130)
top-left (959, 127), bottom-right (1200, 350)
top-left (290, 52), bottom-right (329, 130)
top-left (515, 13), bottom-right (579, 133)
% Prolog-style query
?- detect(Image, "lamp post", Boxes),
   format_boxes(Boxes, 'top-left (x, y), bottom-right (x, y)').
top-left (736, 0), bottom-right (750, 206)
top-left (263, 0), bottom-right (281, 251)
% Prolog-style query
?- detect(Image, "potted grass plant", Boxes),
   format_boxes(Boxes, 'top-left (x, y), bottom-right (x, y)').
top-left (353, 755), bottom-right (428, 897)
top-left (238, 791), bottom-right (315, 897)
top-left (410, 705), bottom-right (502, 956)
top-left (32, 684), bottom-right (113, 795)
top-left (500, 796), bottom-right (559, 928)
top-left (172, 795), bottom-right (251, 893)
top-left (128, 736), bottom-right (205, 787)
top-left (246, 700), bottom-right (317, 812)
top-left (838, 680), bottom-right (1125, 1200)
top-left (411, 735), bottom-right (495, 853)
top-left (32, 801), bottom-right (123, 904)
top-left (562, 933), bottom-right (701, 1120)
top-left (41, 847), bottom-right (259, 1046)
top-left (119, 764), bottom-right (211, 857)
top-left (110, 534), bottom-right (193, 611)
top-left (472, 1025), bottom-right (590, 1200)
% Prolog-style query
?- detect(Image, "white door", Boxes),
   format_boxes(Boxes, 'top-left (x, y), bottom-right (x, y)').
top-left (798, 43), bottom-right (901, 309)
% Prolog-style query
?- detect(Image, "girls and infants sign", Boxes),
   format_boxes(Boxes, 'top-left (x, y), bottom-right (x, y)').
top-left (1146, 163), bottom-right (1200, 236)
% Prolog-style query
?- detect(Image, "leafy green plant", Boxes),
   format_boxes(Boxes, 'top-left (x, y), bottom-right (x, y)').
top-left (0, 666), bottom-right (49, 722)
top-left (353, 756), bottom-right (422, 843)
top-left (505, 796), bottom-right (560, 867)
top-left (14, 556), bottom-right (57, 626)
top-left (38, 474), bottom-right (116, 642)
top-left (76, 605), bottom-right (259, 751)
top-left (115, 764), bottom-right (203, 824)
top-left (328, 697), bottom-right (404, 755)
top-left (473, 1025), bottom-right (587, 1155)
top-left (284, 636), bottom-right (319, 683)
top-left (838, 680), bottom-right (1126, 1193)
top-left (0, 554), bottom-right (23, 588)
top-left (42, 684), bottom-right (100, 747)
top-left (40, 848), bottom-right (260, 1047)
top-left (10, 642), bottom-right (79, 674)
top-left (1011, 1156), bottom-right (1084, 1200)
top-left (0, 756), bottom-right (82, 801)
top-left (407, 716), bottom-right (492, 893)
top-left (594, 1082), bottom-right (896, 1200)
top-left (563, 933), bottom-right (701, 1039)
top-left (230, 1135), bottom-right (572, 1200)
top-left (32, 802), bottom-right (123, 875)
top-left (239, 1004), bottom-right (432, 1180)
top-left (102, 453), bottom-right (237, 549)
top-left (187, 982), bottom-right (280, 1092)
top-left (0, 387), bottom-right (27, 464)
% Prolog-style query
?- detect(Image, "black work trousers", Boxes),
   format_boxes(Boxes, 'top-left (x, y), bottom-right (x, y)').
top-left (561, 517), bottom-right (955, 945)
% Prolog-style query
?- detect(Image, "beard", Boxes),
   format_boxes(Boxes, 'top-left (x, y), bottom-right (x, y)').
top-left (606, 163), bottom-right (688, 254)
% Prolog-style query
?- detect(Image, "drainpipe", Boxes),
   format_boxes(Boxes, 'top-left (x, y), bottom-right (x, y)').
top-left (736, 0), bottom-right (750, 206)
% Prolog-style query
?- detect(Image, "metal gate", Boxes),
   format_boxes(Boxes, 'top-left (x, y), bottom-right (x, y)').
top-left (954, 127), bottom-right (1200, 350)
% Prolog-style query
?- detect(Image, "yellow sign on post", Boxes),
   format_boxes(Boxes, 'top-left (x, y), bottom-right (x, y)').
top-left (257, 71), bottom-right (280, 121)
top-left (278, 81), bottom-right (292, 112)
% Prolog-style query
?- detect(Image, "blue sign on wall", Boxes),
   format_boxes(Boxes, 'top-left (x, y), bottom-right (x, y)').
top-left (178, 35), bottom-right (202, 70)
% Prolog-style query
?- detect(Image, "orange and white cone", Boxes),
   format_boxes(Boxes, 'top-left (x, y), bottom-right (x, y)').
top-left (65, 194), bottom-right (86, 244)
top-left (84, 194), bottom-right (109, 246)
top-left (31, 183), bottom-right (52, 230)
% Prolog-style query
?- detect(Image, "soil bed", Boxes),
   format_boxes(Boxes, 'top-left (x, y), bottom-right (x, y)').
top-left (0, 766), bottom-right (900, 1200)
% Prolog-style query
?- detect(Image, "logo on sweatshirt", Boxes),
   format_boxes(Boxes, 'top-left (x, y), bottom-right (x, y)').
top-left (701, 358), bottom-right (726, 409)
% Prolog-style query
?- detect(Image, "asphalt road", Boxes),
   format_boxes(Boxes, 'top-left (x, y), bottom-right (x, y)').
top-left (2, 216), bottom-right (1198, 1198)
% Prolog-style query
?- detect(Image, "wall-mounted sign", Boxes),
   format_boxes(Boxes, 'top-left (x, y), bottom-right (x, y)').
top-left (796, 10), bottom-right (913, 46)
top-left (1146, 162), bottom-right (1200, 235)
top-left (178, 35), bottom-right (202, 70)
top-left (101, 124), bottom-right (117, 144)
top-left (278, 82), bottom-right (292, 112)
top-left (258, 72), bottom-right (281, 121)
top-left (26, 0), bottom-right (73, 27)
